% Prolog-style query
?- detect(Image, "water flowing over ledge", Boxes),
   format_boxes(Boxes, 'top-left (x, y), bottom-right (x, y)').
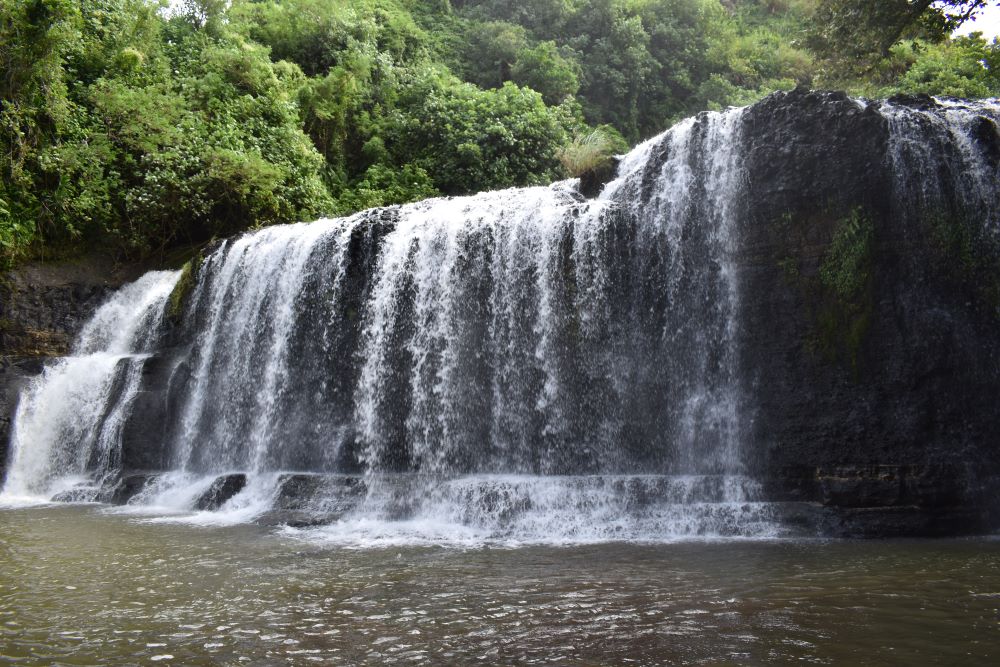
top-left (3, 91), bottom-right (999, 543)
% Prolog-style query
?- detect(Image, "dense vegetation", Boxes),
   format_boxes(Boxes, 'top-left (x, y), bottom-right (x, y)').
top-left (1, 0), bottom-right (997, 267)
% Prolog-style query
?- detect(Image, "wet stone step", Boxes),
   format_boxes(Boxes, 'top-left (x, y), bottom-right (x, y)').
top-left (193, 474), bottom-right (248, 511)
top-left (99, 473), bottom-right (160, 505)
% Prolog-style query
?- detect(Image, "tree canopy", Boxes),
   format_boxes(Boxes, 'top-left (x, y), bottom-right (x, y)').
top-left (1, 0), bottom-right (997, 268)
top-left (810, 1), bottom-right (999, 68)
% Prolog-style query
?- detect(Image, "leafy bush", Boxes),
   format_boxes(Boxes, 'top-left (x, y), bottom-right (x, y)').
top-left (381, 79), bottom-right (577, 194)
top-left (887, 36), bottom-right (1000, 98)
top-left (557, 126), bottom-right (628, 177)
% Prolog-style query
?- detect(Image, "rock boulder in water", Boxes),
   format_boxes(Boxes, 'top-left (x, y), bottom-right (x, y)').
top-left (193, 474), bottom-right (248, 511)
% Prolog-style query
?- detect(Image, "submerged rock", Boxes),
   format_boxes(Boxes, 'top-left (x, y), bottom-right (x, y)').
top-left (101, 473), bottom-right (159, 505)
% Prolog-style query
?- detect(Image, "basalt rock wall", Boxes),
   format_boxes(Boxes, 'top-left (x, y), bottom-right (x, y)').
top-left (738, 90), bottom-right (1000, 534)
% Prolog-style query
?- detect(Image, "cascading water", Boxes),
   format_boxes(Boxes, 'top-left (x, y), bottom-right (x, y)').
top-left (882, 97), bottom-right (999, 234)
top-left (2, 272), bottom-right (179, 501)
top-left (3, 96), bottom-right (997, 543)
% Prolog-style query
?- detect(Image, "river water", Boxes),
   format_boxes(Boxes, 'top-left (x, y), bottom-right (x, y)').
top-left (1, 505), bottom-right (998, 665)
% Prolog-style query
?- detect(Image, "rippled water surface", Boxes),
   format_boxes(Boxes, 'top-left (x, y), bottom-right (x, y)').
top-left (1, 506), bottom-right (999, 665)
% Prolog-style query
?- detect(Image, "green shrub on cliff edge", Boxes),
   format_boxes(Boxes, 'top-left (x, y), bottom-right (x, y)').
top-left (558, 127), bottom-right (628, 178)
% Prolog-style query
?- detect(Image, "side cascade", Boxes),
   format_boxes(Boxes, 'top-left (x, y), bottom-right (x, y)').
top-left (882, 97), bottom-right (999, 236)
top-left (3, 95), bottom-right (997, 543)
top-left (2, 272), bottom-right (179, 501)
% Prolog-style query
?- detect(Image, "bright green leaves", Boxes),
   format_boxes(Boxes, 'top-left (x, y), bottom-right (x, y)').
top-left (1, 0), bottom-right (334, 262)
top-left (890, 36), bottom-right (1000, 98)
top-left (379, 81), bottom-right (572, 195)
top-left (511, 41), bottom-right (580, 105)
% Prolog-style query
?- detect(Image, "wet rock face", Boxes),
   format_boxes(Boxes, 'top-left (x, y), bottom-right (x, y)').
top-left (256, 474), bottom-right (367, 527)
top-left (577, 157), bottom-right (621, 198)
top-left (0, 259), bottom-right (132, 356)
top-left (102, 473), bottom-right (158, 505)
top-left (736, 89), bottom-right (1000, 534)
top-left (193, 474), bottom-right (248, 511)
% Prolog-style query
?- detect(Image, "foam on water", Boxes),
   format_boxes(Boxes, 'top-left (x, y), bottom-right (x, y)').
top-left (280, 473), bottom-right (780, 548)
top-left (106, 472), bottom-right (284, 526)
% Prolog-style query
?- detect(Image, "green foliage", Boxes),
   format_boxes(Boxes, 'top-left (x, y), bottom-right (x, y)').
top-left (816, 208), bottom-right (876, 374)
top-left (879, 36), bottom-right (1000, 98)
top-left (1, 0), bottom-right (335, 264)
top-left (820, 208), bottom-right (875, 301)
top-left (168, 253), bottom-right (202, 321)
top-left (809, 0), bottom-right (1000, 91)
top-left (381, 80), bottom-right (575, 194)
top-left (1, 0), bottom-right (997, 268)
top-left (232, 0), bottom-right (580, 195)
top-left (229, 0), bottom-right (428, 77)
top-left (558, 126), bottom-right (628, 177)
top-left (926, 210), bottom-right (1000, 317)
top-left (333, 164), bottom-right (439, 212)
top-left (0, 189), bottom-right (36, 269)
top-left (810, 0), bottom-right (996, 67)
top-left (438, 0), bottom-right (828, 139)
top-left (510, 41), bottom-right (580, 104)
top-left (455, 20), bottom-right (530, 90)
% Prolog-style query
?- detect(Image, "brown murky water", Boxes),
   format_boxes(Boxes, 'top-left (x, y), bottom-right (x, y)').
top-left (1, 505), bottom-right (998, 665)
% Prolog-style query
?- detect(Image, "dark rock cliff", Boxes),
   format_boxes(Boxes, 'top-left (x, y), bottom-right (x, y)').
top-left (737, 89), bottom-right (1000, 535)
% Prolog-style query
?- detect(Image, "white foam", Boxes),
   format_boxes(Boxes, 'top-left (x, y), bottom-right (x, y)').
top-left (107, 472), bottom-right (283, 526)
top-left (283, 473), bottom-right (781, 548)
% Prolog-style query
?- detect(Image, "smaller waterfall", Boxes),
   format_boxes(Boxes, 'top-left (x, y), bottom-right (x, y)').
top-left (1, 272), bottom-right (179, 501)
top-left (883, 98), bottom-right (1000, 233)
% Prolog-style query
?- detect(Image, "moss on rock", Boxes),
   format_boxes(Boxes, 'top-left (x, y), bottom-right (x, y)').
top-left (168, 254), bottom-right (202, 322)
top-left (926, 209), bottom-right (1000, 319)
top-left (809, 208), bottom-right (876, 376)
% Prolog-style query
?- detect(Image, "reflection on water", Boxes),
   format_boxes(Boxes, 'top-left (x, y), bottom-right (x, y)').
top-left (0, 506), bottom-right (998, 665)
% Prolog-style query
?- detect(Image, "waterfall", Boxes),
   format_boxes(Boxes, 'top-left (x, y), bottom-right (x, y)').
top-left (2, 272), bottom-right (179, 501)
top-left (883, 98), bottom-right (999, 235)
top-left (146, 107), bottom-right (753, 488)
top-left (4, 95), bottom-right (995, 542)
